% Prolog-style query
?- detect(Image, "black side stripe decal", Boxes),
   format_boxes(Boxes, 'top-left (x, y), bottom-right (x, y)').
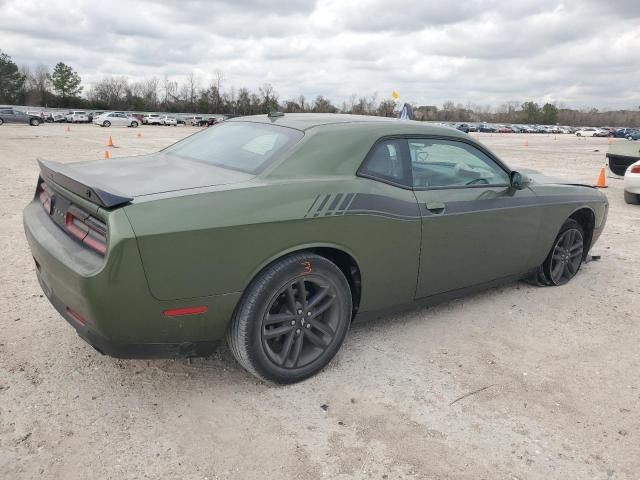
top-left (305, 193), bottom-right (603, 220)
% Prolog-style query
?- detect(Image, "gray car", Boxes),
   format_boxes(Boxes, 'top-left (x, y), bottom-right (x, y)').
top-left (0, 108), bottom-right (41, 126)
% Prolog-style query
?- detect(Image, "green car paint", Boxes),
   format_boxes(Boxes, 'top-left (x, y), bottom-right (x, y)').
top-left (23, 114), bottom-right (608, 357)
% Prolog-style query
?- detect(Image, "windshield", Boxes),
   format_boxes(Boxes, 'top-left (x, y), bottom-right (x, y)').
top-left (165, 121), bottom-right (304, 173)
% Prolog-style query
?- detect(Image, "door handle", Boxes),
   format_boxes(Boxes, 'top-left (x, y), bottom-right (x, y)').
top-left (425, 202), bottom-right (446, 214)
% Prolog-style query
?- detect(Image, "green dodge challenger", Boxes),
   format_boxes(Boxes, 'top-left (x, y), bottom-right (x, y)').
top-left (23, 114), bottom-right (608, 383)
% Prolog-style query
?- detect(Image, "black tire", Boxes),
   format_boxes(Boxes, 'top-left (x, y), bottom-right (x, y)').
top-left (576, 133), bottom-right (582, 137)
top-left (0, 118), bottom-right (4, 126)
top-left (131, 121), bottom-right (138, 128)
top-left (624, 190), bottom-right (640, 205)
top-left (103, 120), bottom-right (111, 127)
top-left (528, 219), bottom-right (585, 286)
top-left (30, 118), bottom-right (40, 126)
top-left (228, 252), bottom-right (352, 384)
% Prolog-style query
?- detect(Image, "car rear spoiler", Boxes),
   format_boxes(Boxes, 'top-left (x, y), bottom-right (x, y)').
top-left (37, 158), bottom-right (133, 208)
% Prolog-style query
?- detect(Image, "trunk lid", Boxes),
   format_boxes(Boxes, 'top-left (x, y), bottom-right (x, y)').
top-left (38, 152), bottom-right (254, 208)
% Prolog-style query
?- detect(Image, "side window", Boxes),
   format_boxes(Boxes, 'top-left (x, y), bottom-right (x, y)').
top-left (359, 139), bottom-right (409, 186)
top-left (409, 139), bottom-right (509, 188)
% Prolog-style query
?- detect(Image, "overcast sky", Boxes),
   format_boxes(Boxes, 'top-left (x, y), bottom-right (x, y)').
top-left (1, 0), bottom-right (639, 110)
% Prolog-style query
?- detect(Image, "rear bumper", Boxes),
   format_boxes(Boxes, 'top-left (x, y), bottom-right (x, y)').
top-left (623, 172), bottom-right (640, 194)
top-left (24, 199), bottom-right (241, 358)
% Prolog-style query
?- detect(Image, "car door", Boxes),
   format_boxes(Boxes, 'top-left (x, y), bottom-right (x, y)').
top-left (5, 109), bottom-right (20, 123)
top-left (355, 137), bottom-right (422, 310)
top-left (409, 137), bottom-right (542, 298)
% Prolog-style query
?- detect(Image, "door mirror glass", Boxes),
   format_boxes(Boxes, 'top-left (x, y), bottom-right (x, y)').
top-left (509, 171), bottom-right (530, 189)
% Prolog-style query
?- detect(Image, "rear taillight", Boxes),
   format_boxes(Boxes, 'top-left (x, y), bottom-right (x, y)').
top-left (65, 208), bottom-right (108, 256)
top-left (38, 183), bottom-right (51, 212)
top-left (631, 165), bottom-right (640, 174)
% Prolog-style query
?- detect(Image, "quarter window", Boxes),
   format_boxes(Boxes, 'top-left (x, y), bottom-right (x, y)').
top-left (359, 139), bottom-right (408, 186)
top-left (409, 139), bottom-right (509, 188)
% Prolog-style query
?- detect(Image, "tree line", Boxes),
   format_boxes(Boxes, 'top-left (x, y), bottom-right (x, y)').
top-left (1, 50), bottom-right (639, 127)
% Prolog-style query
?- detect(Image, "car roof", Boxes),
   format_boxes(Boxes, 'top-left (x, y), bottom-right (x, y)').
top-left (227, 113), bottom-right (467, 137)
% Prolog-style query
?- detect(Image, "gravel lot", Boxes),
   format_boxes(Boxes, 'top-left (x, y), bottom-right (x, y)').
top-left (1, 124), bottom-right (638, 480)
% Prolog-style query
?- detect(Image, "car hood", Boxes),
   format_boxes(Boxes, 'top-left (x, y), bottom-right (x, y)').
top-left (516, 167), bottom-right (594, 188)
top-left (38, 152), bottom-right (253, 208)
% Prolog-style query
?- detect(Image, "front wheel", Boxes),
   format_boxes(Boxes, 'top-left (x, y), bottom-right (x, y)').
top-left (30, 118), bottom-right (40, 126)
top-left (130, 121), bottom-right (138, 128)
top-left (576, 133), bottom-right (582, 137)
top-left (228, 253), bottom-right (352, 384)
top-left (0, 118), bottom-right (4, 126)
top-left (529, 219), bottom-right (585, 286)
top-left (103, 121), bottom-right (111, 127)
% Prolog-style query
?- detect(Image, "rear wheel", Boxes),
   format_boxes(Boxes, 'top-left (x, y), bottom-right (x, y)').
top-left (131, 121), bottom-right (138, 128)
top-left (228, 253), bottom-right (352, 384)
top-left (103, 121), bottom-right (111, 127)
top-left (30, 118), bottom-right (40, 126)
top-left (0, 118), bottom-right (4, 125)
top-left (624, 191), bottom-right (640, 205)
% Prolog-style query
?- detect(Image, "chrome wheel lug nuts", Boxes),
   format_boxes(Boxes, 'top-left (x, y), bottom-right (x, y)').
top-left (306, 311), bottom-right (312, 317)
top-left (290, 320), bottom-right (296, 326)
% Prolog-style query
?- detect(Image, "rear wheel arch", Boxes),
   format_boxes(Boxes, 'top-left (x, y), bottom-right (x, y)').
top-left (245, 244), bottom-right (362, 319)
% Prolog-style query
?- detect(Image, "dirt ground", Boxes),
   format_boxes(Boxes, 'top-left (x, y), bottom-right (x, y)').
top-left (1, 123), bottom-right (638, 480)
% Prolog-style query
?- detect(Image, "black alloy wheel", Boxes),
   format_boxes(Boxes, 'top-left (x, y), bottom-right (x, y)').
top-left (228, 252), bottom-right (352, 384)
top-left (262, 277), bottom-right (340, 370)
top-left (538, 219), bottom-right (585, 286)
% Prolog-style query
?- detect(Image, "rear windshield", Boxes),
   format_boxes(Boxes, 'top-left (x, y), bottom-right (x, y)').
top-left (165, 121), bottom-right (304, 173)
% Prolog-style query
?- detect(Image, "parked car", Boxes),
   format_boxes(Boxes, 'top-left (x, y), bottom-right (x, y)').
top-left (186, 116), bottom-right (203, 126)
top-left (197, 117), bottom-right (220, 127)
top-left (624, 160), bottom-right (640, 204)
top-left (88, 111), bottom-right (105, 123)
top-left (161, 116), bottom-right (178, 126)
top-left (478, 124), bottom-right (496, 133)
top-left (456, 123), bottom-right (471, 133)
top-left (94, 112), bottom-right (140, 128)
top-left (66, 111), bottom-right (89, 123)
top-left (575, 128), bottom-right (602, 137)
top-left (143, 114), bottom-right (163, 125)
top-left (24, 113), bottom-right (608, 383)
top-left (497, 125), bottom-right (513, 133)
top-left (521, 126), bottom-right (538, 133)
top-left (0, 108), bottom-right (42, 126)
top-left (594, 128), bottom-right (613, 137)
top-left (626, 130), bottom-right (640, 141)
top-left (613, 128), bottom-right (633, 138)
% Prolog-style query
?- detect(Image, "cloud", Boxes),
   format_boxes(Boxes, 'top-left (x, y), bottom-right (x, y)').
top-left (0, 0), bottom-right (638, 109)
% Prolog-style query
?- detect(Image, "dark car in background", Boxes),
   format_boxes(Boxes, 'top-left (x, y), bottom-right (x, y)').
top-left (626, 130), bottom-right (640, 141)
top-left (197, 117), bottom-right (220, 127)
top-left (613, 128), bottom-right (634, 138)
top-left (479, 124), bottom-right (496, 133)
top-left (456, 123), bottom-right (471, 133)
top-left (0, 108), bottom-right (41, 126)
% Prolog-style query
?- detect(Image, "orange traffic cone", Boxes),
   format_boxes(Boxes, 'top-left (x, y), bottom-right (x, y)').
top-left (595, 167), bottom-right (607, 188)
top-left (103, 150), bottom-right (110, 160)
top-left (107, 136), bottom-right (114, 147)
top-left (607, 136), bottom-right (612, 145)
top-left (66, 125), bottom-right (71, 132)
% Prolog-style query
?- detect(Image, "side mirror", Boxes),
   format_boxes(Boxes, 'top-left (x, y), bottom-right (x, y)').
top-left (509, 171), bottom-right (530, 190)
